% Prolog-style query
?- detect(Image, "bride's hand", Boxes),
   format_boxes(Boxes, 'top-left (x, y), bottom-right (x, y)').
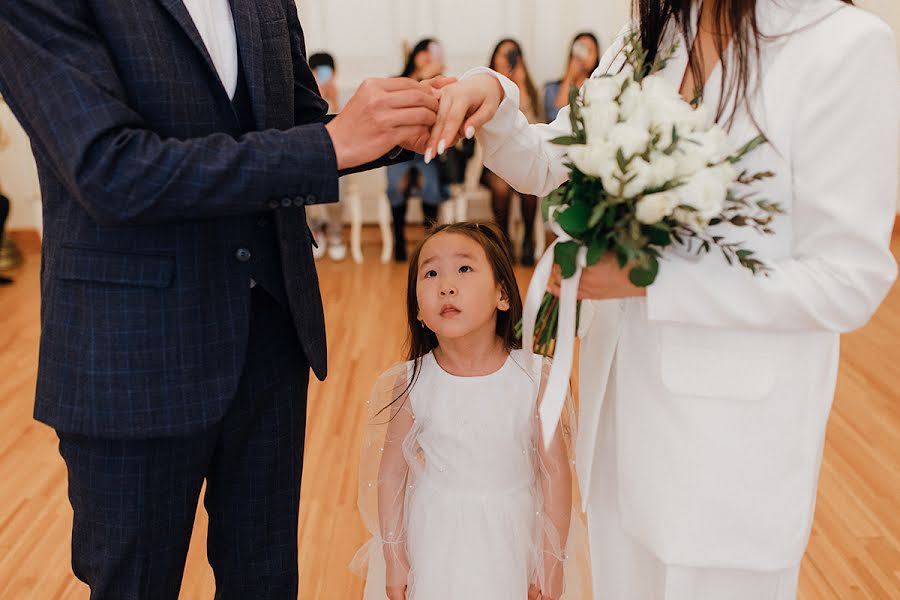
top-left (528, 583), bottom-right (543, 600)
top-left (385, 585), bottom-right (407, 600)
top-left (423, 73), bottom-right (504, 162)
top-left (548, 256), bottom-right (648, 300)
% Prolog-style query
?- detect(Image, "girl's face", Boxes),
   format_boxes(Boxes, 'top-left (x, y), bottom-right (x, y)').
top-left (416, 233), bottom-right (510, 341)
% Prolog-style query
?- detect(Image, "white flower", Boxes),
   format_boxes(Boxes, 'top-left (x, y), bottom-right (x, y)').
top-left (646, 152), bottom-right (678, 188)
top-left (603, 157), bottom-right (654, 199)
top-left (673, 144), bottom-right (708, 177)
top-left (608, 122), bottom-right (651, 159)
top-left (635, 191), bottom-right (678, 224)
top-left (567, 142), bottom-right (616, 179)
top-left (583, 73), bottom-right (627, 105)
top-left (677, 165), bottom-right (733, 223)
top-left (582, 101), bottom-right (619, 141)
top-left (692, 126), bottom-right (732, 165)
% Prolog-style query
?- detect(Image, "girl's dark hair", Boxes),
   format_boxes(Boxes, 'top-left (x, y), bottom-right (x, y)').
top-left (489, 38), bottom-right (542, 120)
top-left (633, 0), bottom-right (852, 128)
top-left (378, 223), bottom-right (522, 417)
top-left (400, 38), bottom-right (437, 79)
top-left (565, 31), bottom-right (601, 78)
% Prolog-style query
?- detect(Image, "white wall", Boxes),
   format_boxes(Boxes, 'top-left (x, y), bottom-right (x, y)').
top-left (0, 100), bottom-right (41, 231)
top-left (856, 0), bottom-right (900, 213)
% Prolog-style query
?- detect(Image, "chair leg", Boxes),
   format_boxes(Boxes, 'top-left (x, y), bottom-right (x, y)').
top-left (348, 184), bottom-right (364, 264)
top-left (379, 194), bottom-right (393, 264)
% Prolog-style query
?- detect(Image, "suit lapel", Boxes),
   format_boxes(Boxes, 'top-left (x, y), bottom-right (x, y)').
top-left (230, 0), bottom-right (267, 129)
top-left (156, 0), bottom-right (220, 82)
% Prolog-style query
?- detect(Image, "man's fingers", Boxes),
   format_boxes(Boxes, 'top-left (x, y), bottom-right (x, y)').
top-left (384, 89), bottom-right (440, 113)
top-left (422, 75), bottom-right (458, 90)
top-left (386, 107), bottom-right (438, 129)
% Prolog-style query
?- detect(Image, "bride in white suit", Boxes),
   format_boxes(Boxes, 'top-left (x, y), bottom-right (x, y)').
top-left (424, 1), bottom-right (898, 598)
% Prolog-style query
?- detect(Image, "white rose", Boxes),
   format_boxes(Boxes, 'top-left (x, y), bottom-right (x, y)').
top-left (603, 157), bottom-right (653, 199)
top-left (583, 73), bottom-right (627, 105)
top-left (583, 101), bottom-right (619, 141)
top-left (608, 122), bottom-right (651, 159)
top-left (568, 142), bottom-right (616, 179)
top-left (677, 166), bottom-right (731, 222)
top-left (646, 152), bottom-right (678, 188)
top-left (693, 126), bottom-right (731, 164)
top-left (673, 144), bottom-right (708, 178)
top-left (635, 190), bottom-right (678, 224)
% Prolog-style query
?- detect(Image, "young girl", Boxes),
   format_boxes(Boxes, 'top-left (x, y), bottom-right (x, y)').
top-left (352, 222), bottom-right (586, 600)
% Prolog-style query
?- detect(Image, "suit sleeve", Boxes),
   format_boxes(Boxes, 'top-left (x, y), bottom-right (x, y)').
top-left (645, 23), bottom-right (899, 333)
top-left (0, 1), bottom-right (340, 226)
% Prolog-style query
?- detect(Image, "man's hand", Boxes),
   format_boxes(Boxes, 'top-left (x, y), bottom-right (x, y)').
top-left (385, 585), bottom-right (407, 600)
top-left (399, 76), bottom-right (457, 155)
top-left (325, 78), bottom-right (440, 171)
top-left (423, 73), bottom-right (505, 163)
top-left (548, 255), bottom-right (648, 300)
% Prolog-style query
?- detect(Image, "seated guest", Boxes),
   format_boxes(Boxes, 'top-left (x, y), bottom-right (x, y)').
top-left (308, 51), bottom-right (348, 262)
top-left (483, 38), bottom-right (542, 265)
top-left (388, 38), bottom-right (450, 261)
top-left (543, 32), bottom-right (600, 123)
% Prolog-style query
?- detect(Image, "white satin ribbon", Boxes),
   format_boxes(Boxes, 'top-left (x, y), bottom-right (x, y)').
top-left (523, 208), bottom-right (587, 448)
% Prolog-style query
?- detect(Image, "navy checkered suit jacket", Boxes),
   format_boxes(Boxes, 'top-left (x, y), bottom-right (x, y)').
top-left (0, 0), bottom-right (404, 438)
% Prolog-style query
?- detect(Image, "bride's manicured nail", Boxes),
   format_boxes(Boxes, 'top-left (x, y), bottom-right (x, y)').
top-left (424, 148), bottom-right (433, 164)
top-left (437, 140), bottom-right (446, 155)
top-left (465, 126), bottom-right (475, 140)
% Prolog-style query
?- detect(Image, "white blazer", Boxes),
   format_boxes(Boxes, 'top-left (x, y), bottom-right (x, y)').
top-left (463, 0), bottom-right (898, 570)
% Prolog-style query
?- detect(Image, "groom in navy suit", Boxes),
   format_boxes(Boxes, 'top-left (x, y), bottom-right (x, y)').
top-left (0, 1), bottom-right (441, 597)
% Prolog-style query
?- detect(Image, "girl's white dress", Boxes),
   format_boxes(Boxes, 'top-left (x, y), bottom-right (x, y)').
top-left (352, 349), bottom-right (588, 600)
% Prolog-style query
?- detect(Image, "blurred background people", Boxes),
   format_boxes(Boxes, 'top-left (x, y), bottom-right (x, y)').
top-left (483, 38), bottom-right (543, 265)
top-left (543, 32), bottom-right (600, 123)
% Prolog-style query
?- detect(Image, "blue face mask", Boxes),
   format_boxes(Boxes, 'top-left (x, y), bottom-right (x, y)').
top-left (315, 65), bottom-right (334, 86)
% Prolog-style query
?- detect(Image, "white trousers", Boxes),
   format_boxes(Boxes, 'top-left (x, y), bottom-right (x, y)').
top-left (586, 367), bottom-right (801, 600)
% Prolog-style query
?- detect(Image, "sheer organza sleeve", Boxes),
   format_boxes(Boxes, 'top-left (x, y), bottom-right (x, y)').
top-left (532, 356), bottom-right (590, 600)
top-left (351, 362), bottom-right (419, 594)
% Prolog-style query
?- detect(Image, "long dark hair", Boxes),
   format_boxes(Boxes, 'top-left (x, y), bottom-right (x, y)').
top-left (633, 0), bottom-right (853, 127)
top-left (400, 38), bottom-right (436, 79)
top-left (377, 223), bottom-right (522, 417)
top-left (488, 38), bottom-right (542, 119)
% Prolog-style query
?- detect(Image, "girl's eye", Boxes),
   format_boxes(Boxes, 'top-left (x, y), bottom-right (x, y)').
top-left (459, 265), bottom-right (472, 273)
top-left (424, 270), bottom-right (437, 278)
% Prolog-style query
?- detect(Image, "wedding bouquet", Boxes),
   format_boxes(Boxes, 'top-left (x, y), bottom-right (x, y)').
top-left (524, 34), bottom-right (782, 444)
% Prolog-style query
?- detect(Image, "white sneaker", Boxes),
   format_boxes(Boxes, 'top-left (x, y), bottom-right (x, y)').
top-left (327, 237), bottom-right (347, 262)
top-left (312, 228), bottom-right (327, 260)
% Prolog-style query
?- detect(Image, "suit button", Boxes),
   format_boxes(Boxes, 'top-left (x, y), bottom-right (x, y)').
top-left (293, 196), bottom-right (304, 207)
top-left (306, 194), bottom-right (318, 205)
top-left (280, 197), bottom-right (293, 208)
top-left (235, 248), bottom-right (252, 262)
top-left (267, 199), bottom-right (280, 210)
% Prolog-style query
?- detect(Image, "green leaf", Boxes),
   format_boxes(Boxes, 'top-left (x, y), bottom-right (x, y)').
top-left (586, 238), bottom-right (609, 266)
top-left (555, 203), bottom-right (591, 237)
top-left (628, 254), bottom-right (659, 287)
top-left (642, 224), bottom-right (671, 247)
top-left (588, 202), bottom-right (607, 228)
top-left (549, 136), bottom-right (580, 146)
top-left (554, 241), bottom-right (580, 278)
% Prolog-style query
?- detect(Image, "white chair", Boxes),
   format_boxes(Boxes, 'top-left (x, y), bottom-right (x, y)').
top-left (460, 142), bottom-right (547, 260)
top-left (343, 169), bottom-right (393, 264)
